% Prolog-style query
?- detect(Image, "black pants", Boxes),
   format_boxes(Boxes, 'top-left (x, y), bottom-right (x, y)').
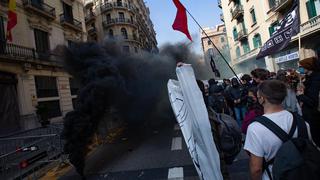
top-left (303, 107), bottom-right (320, 147)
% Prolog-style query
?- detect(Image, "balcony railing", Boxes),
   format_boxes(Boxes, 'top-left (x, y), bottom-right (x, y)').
top-left (301, 15), bottom-right (320, 35)
top-left (237, 28), bottom-right (248, 41)
top-left (0, 41), bottom-right (62, 65)
top-left (231, 5), bottom-right (244, 20)
top-left (220, 13), bottom-right (224, 22)
top-left (22, 0), bottom-right (56, 20)
top-left (218, 0), bottom-right (222, 8)
top-left (100, 2), bottom-right (136, 13)
top-left (272, 0), bottom-right (293, 13)
top-left (107, 35), bottom-right (141, 44)
top-left (102, 18), bottom-right (137, 28)
top-left (87, 27), bottom-right (97, 35)
top-left (85, 12), bottom-right (96, 23)
top-left (235, 47), bottom-right (260, 63)
top-left (60, 14), bottom-right (82, 32)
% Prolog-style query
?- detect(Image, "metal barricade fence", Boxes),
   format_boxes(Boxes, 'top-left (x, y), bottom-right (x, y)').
top-left (0, 124), bottom-right (65, 180)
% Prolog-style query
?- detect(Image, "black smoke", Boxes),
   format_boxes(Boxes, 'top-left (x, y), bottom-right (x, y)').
top-left (61, 41), bottom-right (213, 177)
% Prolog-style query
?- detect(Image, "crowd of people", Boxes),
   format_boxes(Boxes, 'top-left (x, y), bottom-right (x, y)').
top-left (198, 56), bottom-right (320, 180)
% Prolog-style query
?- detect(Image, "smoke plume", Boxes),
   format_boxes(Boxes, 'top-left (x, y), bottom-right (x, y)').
top-left (61, 41), bottom-right (213, 177)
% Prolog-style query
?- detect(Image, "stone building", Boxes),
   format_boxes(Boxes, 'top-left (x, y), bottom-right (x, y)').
top-left (0, 0), bottom-right (85, 134)
top-left (201, 24), bottom-right (234, 79)
top-left (83, 0), bottom-right (158, 53)
top-left (219, 0), bottom-right (320, 73)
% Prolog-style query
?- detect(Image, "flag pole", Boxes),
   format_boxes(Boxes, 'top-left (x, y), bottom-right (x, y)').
top-left (184, 9), bottom-right (241, 82)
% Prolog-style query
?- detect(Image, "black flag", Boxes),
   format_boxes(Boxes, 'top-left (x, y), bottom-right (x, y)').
top-left (256, 0), bottom-right (300, 59)
top-left (210, 56), bottom-right (221, 78)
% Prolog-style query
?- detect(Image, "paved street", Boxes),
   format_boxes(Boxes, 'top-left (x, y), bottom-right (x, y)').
top-left (61, 123), bottom-right (249, 180)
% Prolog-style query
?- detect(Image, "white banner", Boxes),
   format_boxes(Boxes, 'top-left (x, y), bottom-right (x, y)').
top-left (167, 65), bottom-right (223, 180)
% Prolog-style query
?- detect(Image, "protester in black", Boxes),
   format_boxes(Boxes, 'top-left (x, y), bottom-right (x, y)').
top-left (297, 57), bottom-right (320, 146)
top-left (229, 78), bottom-right (247, 127)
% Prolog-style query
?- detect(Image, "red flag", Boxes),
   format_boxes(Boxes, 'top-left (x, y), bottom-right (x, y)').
top-left (172, 0), bottom-right (192, 41)
top-left (7, 0), bottom-right (17, 42)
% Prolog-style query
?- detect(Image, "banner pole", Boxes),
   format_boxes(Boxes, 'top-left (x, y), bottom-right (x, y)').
top-left (184, 9), bottom-right (241, 82)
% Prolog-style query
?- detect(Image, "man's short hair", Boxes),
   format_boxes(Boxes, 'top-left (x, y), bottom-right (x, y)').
top-left (258, 80), bottom-right (287, 105)
top-left (251, 68), bottom-right (270, 80)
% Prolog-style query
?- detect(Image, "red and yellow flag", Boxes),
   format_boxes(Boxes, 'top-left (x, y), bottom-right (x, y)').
top-left (7, 0), bottom-right (17, 42)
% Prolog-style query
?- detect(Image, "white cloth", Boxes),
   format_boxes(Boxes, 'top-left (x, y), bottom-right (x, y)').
top-left (244, 110), bottom-right (312, 180)
top-left (167, 65), bottom-right (223, 180)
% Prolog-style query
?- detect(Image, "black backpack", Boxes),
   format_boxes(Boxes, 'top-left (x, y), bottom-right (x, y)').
top-left (209, 108), bottom-right (242, 164)
top-left (254, 114), bottom-right (320, 180)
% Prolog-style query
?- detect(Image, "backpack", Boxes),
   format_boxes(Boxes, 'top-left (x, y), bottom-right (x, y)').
top-left (253, 114), bottom-right (320, 180)
top-left (208, 108), bottom-right (242, 164)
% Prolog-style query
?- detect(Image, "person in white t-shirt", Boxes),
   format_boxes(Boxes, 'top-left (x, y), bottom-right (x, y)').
top-left (244, 80), bottom-right (313, 180)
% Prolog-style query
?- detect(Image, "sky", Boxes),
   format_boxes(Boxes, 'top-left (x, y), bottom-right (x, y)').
top-left (144, 0), bottom-right (222, 54)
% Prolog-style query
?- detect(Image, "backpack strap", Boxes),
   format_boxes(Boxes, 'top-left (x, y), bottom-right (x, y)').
top-left (254, 116), bottom-right (290, 142)
top-left (294, 113), bottom-right (309, 139)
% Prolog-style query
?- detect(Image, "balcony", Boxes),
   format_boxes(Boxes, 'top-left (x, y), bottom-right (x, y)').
top-left (231, 5), bottom-right (244, 21)
top-left (85, 12), bottom-right (96, 24)
top-left (235, 47), bottom-right (260, 63)
top-left (272, 0), bottom-right (293, 13)
top-left (301, 15), bottom-right (320, 37)
top-left (0, 41), bottom-right (62, 66)
top-left (102, 18), bottom-right (137, 28)
top-left (87, 26), bottom-right (97, 36)
top-left (220, 13), bottom-right (224, 22)
top-left (100, 2), bottom-right (136, 13)
top-left (22, 0), bottom-right (56, 20)
top-left (60, 14), bottom-right (83, 32)
top-left (218, 0), bottom-right (222, 8)
top-left (237, 28), bottom-right (248, 41)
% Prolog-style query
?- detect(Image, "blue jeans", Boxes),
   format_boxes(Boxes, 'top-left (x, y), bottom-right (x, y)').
top-left (234, 106), bottom-right (247, 127)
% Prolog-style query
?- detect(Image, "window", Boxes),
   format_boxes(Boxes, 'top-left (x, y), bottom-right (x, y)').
top-left (306, 0), bottom-right (318, 19)
top-left (121, 28), bottom-right (128, 39)
top-left (268, 0), bottom-right (276, 9)
top-left (72, 98), bottom-right (78, 109)
top-left (106, 14), bottom-right (111, 22)
top-left (269, 21), bottom-right (278, 37)
top-left (207, 40), bottom-right (212, 45)
top-left (62, 2), bottom-right (73, 21)
top-left (68, 40), bottom-right (76, 48)
top-left (242, 40), bottom-right (250, 54)
top-left (233, 27), bottom-right (238, 41)
top-left (118, 12), bottom-right (125, 21)
top-left (123, 46), bottom-right (130, 53)
top-left (221, 37), bottom-right (225, 43)
top-left (236, 46), bottom-right (241, 58)
top-left (0, 16), bottom-right (5, 41)
top-left (250, 8), bottom-right (257, 25)
top-left (35, 76), bottom-right (58, 98)
top-left (253, 34), bottom-right (262, 49)
top-left (34, 29), bottom-right (49, 58)
top-left (69, 78), bottom-right (81, 96)
top-left (134, 47), bottom-right (138, 53)
top-left (108, 29), bottom-right (114, 38)
top-left (38, 100), bottom-right (62, 119)
top-left (117, 0), bottom-right (122, 6)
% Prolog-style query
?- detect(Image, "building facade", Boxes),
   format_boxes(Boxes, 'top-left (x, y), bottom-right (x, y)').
top-left (83, 0), bottom-right (158, 53)
top-left (219, 0), bottom-right (320, 73)
top-left (0, 0), bottom-right (85, 134)
top-left (201, 24), bottom-right (234, 78)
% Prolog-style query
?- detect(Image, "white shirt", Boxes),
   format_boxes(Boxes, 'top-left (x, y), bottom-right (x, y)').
top-left (244, 110), bottom-right (312, 180)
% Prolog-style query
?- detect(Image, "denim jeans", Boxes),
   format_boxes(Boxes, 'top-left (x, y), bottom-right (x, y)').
top-left (234, 106), bottom-right (247, 127)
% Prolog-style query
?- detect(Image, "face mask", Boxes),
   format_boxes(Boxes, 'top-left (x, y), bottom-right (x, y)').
top-left (247, 96), bottom-right (256, 107)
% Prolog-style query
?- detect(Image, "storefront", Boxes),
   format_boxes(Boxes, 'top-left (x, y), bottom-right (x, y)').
top-left (273, 48), bottom-right (299, 70)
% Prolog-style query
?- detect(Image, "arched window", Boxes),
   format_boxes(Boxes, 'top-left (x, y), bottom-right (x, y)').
top-left (236, 46), bottom-right (241, 58)
top-left (121, 28), bottom-right (128, 39)
top-left (109, 29), bottom-right (113, 38)
top-left (253, 34), bottom-right (262, 49)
